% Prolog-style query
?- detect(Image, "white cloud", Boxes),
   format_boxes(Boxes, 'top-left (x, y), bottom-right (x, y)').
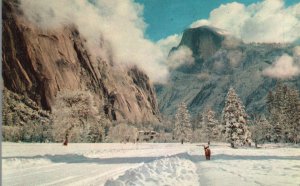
top-left (190, 19), bottom-right (211, 28)
top-left (263, 54), bottom-right (300, 79)
top-left (157, 35), bottom-right (195, 70)
top-left (20, 0), bottom-right (169, 83)
top-left (157, 34), bottom-right (182, 57)
top-left (166, 46), bottom-right (194, 69)
top-left (190, 0), bottom-right (300, 43)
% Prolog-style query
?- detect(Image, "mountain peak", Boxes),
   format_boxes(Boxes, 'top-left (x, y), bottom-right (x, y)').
top-left (178, 26), bottom-right (225, 60)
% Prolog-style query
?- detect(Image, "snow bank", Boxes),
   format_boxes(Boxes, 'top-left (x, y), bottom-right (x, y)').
top-left (105, 155), bottom-right (198, 186)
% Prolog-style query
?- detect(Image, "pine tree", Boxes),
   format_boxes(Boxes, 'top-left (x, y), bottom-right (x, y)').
top-left (272, 123), bottom-right (282, 143)
top-left (266, 91), bottom-right (274, 113)
top-left (266, 83), bottom-right (300, 143)
top-left (271, 83), bottom-right (287, 142)
top-left (203, 108), bottom-right (219, 144)
top-left (250, 115), bottom-right (272, 147)
top-left (295, 98), bottom-right (300, 144)
top-left (285, 88), bottom-right (300, 143)
top-left (222, 87), bottom-right (251, 147)
top-left (174, 102), bottom-right (192, 144)
top-left (192, 112), bottom-right (203, 131)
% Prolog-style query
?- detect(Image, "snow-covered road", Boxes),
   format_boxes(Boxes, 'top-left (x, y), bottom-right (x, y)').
top-left (2, 143), bottom-right (300, 186)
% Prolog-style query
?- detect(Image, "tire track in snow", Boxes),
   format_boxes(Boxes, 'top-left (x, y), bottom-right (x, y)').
top-left (3, 162), bottom-right (67, 177)
top-left (41, 164), bottom-right (142, 186)
top-left (4, 162), bottom-right (64, 177)
top-left (64, 165), bottom-right (143, 186)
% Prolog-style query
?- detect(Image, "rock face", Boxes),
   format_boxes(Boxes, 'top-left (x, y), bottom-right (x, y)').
top-left (2, 0), bottom-right (160, 123)
top-left (156, 26), bottom-right (300, 118)
top-left (173, 26), bottom-right (224, 61)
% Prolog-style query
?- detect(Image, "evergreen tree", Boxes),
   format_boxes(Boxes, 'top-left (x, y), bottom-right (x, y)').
top-left (285, 88), bottom-right (300, 143)
top-left (272, 83), bottom-right (289, 142)
top-left (192, 112), bottom-right (203, 131)
top-left (266, 83), bottom-right (300, 143)
top-left (266, 91), bottom-right (274, 113)
top-left (222, 87), bottom-right (251, 147)
top-left (174, 102), bottom-right (192, 144)
top-left (272, 123), bottom-right (283, 143)
top-left (250, 115), bottom-right (272, 147)
top-left (203, 108), bottom-right (219, 144)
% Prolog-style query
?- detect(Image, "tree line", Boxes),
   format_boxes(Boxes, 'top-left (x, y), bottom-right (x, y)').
top-left (173, 83), bottom-right (300, 147)
top-left (2, 83), bottom-right (300, 146)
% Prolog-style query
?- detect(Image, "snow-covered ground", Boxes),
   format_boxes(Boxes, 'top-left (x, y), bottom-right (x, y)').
top-left (2, 142), bottom-right (300, 186)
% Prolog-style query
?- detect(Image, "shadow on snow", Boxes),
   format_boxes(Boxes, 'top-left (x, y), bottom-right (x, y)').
top-left (3, 152), bottom-right (300, 165)
top-left (3, 153), bottom-right (195, 164)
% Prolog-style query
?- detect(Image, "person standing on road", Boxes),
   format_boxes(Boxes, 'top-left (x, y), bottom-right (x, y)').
top-left (63, 133), bottom-right (69, 146)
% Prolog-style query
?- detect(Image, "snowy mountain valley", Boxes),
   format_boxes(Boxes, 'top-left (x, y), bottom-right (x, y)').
top-left (2, 0), bottom-right (300, 185)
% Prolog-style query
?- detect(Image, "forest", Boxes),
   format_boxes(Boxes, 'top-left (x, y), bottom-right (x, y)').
top-left (2, 82), bottom-right (300, 147)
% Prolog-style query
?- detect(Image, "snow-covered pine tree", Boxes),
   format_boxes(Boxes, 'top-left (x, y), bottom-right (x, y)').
top-left (192, 112), bottom-right (203, 131)
top-left (250, 115), bottom-right (272, 147)
top-left (203, 108), bottom-right (219, 144)
top-left (295, 98), bottom-right (300, 144)
top-left (285, 88), bottom-right (300, 143)
top-left (174, 102), bottom-right (192, 144)
top-left (266, 91), bottom-right (274, 113)
top-left (266, 83), bottom-right (300, 143)
top-left (267, 87), bottom-right (281, 142)
top-left (222, 87), bottom-right (251, 148)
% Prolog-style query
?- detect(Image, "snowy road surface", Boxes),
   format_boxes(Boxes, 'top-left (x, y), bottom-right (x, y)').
top-left (2, 143), bottom-right (300, 186)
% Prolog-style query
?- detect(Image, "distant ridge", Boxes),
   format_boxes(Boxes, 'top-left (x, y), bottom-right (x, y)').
top-left (156, 26), bottom-right (299, 117)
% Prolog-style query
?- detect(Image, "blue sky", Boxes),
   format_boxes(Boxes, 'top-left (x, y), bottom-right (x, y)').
top-left (136, 0), bottom-right (300, 41)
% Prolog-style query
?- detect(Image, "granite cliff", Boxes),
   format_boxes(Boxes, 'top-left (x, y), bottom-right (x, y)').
top-left (2, 0), bottom-right (160, 124)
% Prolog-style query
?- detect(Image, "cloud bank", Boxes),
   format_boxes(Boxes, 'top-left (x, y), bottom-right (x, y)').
top-left (263, 54), bottom-right (300, 79)
top-left (20, 0), bottom-right (169, 83)
top-left (157, 34), bottom-right (182, 58)
top-left (166, 46), bottom-right (194, 69)
top-left (191, 0), bottom-right (300, 43)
